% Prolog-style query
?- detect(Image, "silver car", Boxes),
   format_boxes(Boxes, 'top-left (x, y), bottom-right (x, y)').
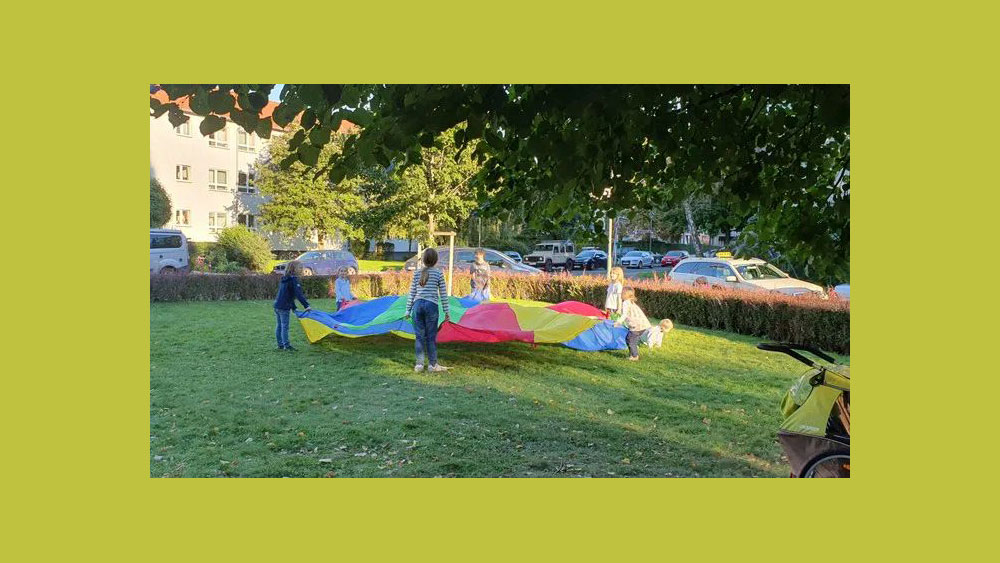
top-left (620, 250), bottom-right (654, 268)
top-left (404, 247), bottom-right (541, 275)
top-left (273, 250), bottom-right (359, 276)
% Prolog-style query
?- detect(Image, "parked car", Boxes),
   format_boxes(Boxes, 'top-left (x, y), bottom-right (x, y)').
top-left (404, 247), bottom-right (541, 275)
top-left (150, 228), bottom-right (189, 274)
top-left (620, 250), bottom-right (654, 268)
top-left (668, 255), bottom-right (827, 298)
top-left (573, 249), bottom-right (608, 270)
top-left (834, 283), bottom-right (850, 300)
top-left (523, 240), bottom-right (576, 271)
top-left (272, 250), bottom-right (359, 276)
top-left (660, 250), bottom-right (690, 267)
top-left (615, 246), bottom-right (637, 260)
top-left (504, 251), bottom-right (523, 263)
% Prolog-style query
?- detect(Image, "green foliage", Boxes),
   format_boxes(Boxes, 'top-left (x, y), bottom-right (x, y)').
top-left (359, 125), bottom-right (481, 247)
top-left (254, 125), bottom-right (364, 245)
top-left (214, 226), bottom-right (273, 272)
top-left (150, 178), bottom-right (171, 228)
top-left (153, 84), bottom-right (849, 280)
top-left (150, 272), bottom-right (848, 353)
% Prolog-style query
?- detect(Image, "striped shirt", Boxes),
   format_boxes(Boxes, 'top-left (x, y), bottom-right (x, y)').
top-left (405, 267), bottom-right (450, 317)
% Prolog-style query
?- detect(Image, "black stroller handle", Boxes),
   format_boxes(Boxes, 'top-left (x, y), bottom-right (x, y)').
top-left (757, 342), bottom-right (836, 367)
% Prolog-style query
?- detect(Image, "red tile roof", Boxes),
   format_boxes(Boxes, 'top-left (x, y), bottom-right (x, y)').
top-left (151, 88), bottom-right (356, 133)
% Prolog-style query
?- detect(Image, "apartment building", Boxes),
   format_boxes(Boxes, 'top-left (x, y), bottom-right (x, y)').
top-left (149, 90), bottom-right (350, 251)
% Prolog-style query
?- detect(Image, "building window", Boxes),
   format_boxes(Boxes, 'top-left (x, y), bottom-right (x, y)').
top-left (174, 121), bottom-right (190, 136)
top-left (175, 164), bottom-right (191, 182)
top-left (237, 214), bottom-right (256, 229)
top-left (174, 209), bottom-right (191, 226)
top-left (237, 169), bottom-right (256, 193)
top-left (208, 169), bottom-right (228, 191)
top-left (208, 212), bottom-right (228, 233)
top-left (208, 127), bottom-right (228, 148)
top-left (238, 129), bottom-right (256, 152)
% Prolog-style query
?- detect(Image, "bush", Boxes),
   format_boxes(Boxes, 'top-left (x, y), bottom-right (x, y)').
top-left (151, 271), bottom-right (850, 353)
top-left (214, 226), bottom-right (273, 272)
top-left (150, 178), bottom-right (171, 228)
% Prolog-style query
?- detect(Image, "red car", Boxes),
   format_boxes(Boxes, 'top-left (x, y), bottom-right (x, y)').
top-left (660, 250), bottom-right (690, 267)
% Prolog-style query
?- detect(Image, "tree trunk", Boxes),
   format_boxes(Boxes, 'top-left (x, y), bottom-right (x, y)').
top-left (683, 198), bottom-right (702, 254)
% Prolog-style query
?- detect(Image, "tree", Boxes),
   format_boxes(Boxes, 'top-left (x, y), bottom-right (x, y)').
top-left (152, 84), bottom-right (849, 279)
top-left (383, 126), bottom-right (481, 247)
top-left (150, 177), bottom-right (171, 227)
top-left (254, 125), bottom-right (364, 245)
top-left (213, 225), bottom-right (273, 272)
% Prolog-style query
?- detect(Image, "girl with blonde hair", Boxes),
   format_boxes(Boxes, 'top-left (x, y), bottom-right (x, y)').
top-left (604, 266), bottom-right (625, 318)
top-left (613, 287), bottom-right (652, 361)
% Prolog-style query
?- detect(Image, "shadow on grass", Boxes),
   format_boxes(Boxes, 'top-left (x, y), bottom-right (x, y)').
top-left (152, 301), bottom-right (800, 477)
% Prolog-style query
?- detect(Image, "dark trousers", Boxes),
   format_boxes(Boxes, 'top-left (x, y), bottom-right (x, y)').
top-left (626, 330), bottom-right (644, 358)
top-left (412, 299), bottom-right (440, 366)
top-left (274, 307), bottom-right (291, 348)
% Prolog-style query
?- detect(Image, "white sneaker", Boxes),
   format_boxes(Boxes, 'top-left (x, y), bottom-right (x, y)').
top-left (414, 364), bottom-right (424, 372)
top-left (429, 364), bottom-right (450, 372)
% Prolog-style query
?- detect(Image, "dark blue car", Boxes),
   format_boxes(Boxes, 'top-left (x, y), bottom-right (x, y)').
top-left (573, 249), bottom-right (608, 270)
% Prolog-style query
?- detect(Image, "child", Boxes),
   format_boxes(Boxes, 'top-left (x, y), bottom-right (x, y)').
top-left (273, 260), bottom-right (311, 351)
top-left (470, 248), bottom-right (492, 301)
top-left (614, 287), bottom-right (652, 361)
top-left (605, 267), bottom-right (624, 319)
top-left (405, 248), bottom-right (451, 373)
top-left (642, 319), bottom-right (674, 348)
top-left (332, 266), bottom-right (355, 310)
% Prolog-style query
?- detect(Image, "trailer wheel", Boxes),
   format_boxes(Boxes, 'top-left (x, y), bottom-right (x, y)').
top-left (802, 454), bottom-right (850, 478)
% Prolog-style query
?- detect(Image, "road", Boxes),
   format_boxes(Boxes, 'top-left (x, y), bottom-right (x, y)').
top-left (564, 265), bottom-right (674, 279)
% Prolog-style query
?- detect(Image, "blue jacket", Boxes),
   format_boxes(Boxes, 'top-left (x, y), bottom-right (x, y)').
top-left (274, 275), bottom-right (310, 310)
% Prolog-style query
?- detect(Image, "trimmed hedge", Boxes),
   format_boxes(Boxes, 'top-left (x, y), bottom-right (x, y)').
top-left (150, 271), bottom-right (850, 353)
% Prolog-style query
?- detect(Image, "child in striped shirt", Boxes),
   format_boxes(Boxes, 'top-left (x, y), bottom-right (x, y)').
top-left (405, 248), bottom-right (451, 373)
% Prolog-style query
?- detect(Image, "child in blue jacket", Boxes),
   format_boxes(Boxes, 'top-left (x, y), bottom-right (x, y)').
top-left (273, 260), bottom-right (311, 351)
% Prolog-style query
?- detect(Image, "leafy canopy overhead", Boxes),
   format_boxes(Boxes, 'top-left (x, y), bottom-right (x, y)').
top-left (152, 84), bottom-right (849, 280)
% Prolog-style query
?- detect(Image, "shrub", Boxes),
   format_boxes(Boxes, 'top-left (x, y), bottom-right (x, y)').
top-left (214, 226), bottom-right (273, 272)
top-left (150, 178), bottom-right (171, 228)
top-left (151, 271), bottom-right (850, 353)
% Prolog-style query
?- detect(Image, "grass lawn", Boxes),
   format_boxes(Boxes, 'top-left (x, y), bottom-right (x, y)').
top-left (151, 299), bottom-right (848, 478)
top-left (358, 259), bottom-right (404, 272)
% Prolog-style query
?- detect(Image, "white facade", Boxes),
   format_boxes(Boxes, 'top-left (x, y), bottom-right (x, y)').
top-left (150, 110), bottom-right (338, 251)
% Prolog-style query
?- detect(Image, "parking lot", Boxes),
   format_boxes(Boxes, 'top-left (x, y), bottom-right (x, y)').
top-left (567, 265), bottom-right (673, 279)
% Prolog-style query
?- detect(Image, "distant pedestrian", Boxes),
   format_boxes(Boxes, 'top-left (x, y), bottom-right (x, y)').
top-left (273, 260), bottom-right (311, 351)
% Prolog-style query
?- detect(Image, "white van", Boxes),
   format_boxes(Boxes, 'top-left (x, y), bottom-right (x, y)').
top-left (150, 229), bottom-right (189, 274)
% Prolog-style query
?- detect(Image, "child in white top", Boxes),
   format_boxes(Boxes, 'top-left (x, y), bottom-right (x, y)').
top-left (642, 319), bottom-right (674, 348)
top-left (614, 287), bottom-right (652, 361)
top-left (331, 266), bottom-right (355, 310)
top-left (604, 267), bottom-right (625, 318)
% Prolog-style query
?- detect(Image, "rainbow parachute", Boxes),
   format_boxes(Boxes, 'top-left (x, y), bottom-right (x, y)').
top-left (296, 295), bottom-right (628, 351)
